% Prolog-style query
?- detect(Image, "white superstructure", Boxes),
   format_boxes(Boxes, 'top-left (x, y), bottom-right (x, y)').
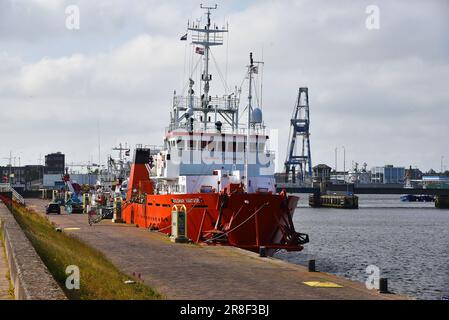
top-left (151, 5), bottom-right (276, 195)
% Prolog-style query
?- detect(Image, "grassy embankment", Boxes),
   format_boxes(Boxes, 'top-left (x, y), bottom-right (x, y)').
top-left (10, 201), bottom-right (162, 300)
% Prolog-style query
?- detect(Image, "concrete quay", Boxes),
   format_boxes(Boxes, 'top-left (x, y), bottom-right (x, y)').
top-left (26, 198), bottom-right (409, 300)
top-left (0, 201), bottom-right (67, 300)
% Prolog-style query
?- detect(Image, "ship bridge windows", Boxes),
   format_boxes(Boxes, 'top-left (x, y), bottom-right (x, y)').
top-left (236, 142), bottom-right (245, 152)
top-left (176, 139), bottom-right (184, 150)
top-left (227, 141), bottom-right (237, 153)
top-left (169, 135), bottom-right (266, 152)
top-left (250, 143), bottom-right (257, 152)
top-left (188, 140), bottom-right (197, 150)
top-left (205, 140), bottom-right (216, 151)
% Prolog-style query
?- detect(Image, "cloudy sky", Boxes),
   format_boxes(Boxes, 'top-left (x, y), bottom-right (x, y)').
top-left (1, 0), bottom-right (448, 172)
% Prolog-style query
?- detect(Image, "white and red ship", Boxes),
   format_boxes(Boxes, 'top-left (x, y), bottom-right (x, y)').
top-left (122, 5), bottom-right (308, 255)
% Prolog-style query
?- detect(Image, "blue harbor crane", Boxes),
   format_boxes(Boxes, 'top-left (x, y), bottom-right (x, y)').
top-left (285, 87), bottom-right (312, 184)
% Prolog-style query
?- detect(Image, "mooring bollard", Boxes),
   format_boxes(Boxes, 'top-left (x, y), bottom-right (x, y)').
top-left (259, 246), bottom-right (267, 257)
top-left (308, 259), bottom-right (316, 272)
top-left (379, 278), bottom-right (388, 293)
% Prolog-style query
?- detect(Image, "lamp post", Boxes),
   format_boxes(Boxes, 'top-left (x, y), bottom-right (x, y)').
top-left (441, 156), bottom-right (444, 174)
top-left (334, 147), bottom-right (338, 172)
top-left (342, 146), bottom-right (346, 184)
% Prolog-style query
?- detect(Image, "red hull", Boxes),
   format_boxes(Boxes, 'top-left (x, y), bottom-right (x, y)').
top-left (122, 148), bottom-right (308, 255)
top-left (122, 192), bottom-right (306, 255)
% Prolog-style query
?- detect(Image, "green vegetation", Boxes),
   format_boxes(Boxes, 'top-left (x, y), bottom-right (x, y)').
top-left (0, 226), bottom-right (15, 299)
top-left (11, 203), bottom-right (162, 300)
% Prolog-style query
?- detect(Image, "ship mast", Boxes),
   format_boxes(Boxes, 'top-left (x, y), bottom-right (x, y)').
top-left (112, 143), bottom-right (130, 179)
top-left (245, 53), bottom-right (255, 191)
top-left (187, 4), bottom-right (228, 130)
top-left (202, 5), bottom-right (213, 114)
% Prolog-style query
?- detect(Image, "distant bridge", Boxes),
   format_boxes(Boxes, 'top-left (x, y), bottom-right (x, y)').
top-left (276, 183), bottom-right (449, 196)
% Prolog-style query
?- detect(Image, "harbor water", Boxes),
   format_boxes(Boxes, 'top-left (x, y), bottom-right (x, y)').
top-left (275, 194), bottom-right (449, 300)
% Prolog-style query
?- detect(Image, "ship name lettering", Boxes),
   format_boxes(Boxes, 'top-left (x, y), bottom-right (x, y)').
top-left (172, 198), bottom-right (202, 204)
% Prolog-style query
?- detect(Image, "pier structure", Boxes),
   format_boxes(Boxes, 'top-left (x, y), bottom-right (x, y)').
top-left (276, 183), bottom-right (449, 209)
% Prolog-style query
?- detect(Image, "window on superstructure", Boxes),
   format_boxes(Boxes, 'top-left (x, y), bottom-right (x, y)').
top-left (250, 143), bottom-right (257, 152)
top-left (216, 139), bottom-right (226, 152)
top-left (227, 142), bottom-right (235, 153)
top-left (188, 140), bottom-right (197, 150)
top-left (207, 141), bottom-right (217, 152)
top-left (176, 139), bottom-right (184, 150)
top-left (237, 142), bottom-right (245, 152)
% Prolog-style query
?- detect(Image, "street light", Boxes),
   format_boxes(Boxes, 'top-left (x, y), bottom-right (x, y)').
top-left (334, 147), bottom-right (338, 172)
top-left (342, 146), bottom-right (346, 184)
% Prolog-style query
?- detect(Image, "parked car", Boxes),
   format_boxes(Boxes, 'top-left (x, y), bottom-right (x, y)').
top-left (46, 202), bottom-right (61, 215)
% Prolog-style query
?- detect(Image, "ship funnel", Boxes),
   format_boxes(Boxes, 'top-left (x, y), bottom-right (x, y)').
top-left (126, 148), bottom-right (154, 200)
top-left (251, 107), bottom-right (263, 124)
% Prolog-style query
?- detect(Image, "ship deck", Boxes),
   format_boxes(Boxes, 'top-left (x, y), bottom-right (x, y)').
top-left (26, 198), bottom-right (408, 300)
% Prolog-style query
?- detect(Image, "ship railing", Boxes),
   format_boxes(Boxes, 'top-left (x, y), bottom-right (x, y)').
top-left (173, 95), bottom-right (238, 111)
top-left (191, 32), bottom-right (225, 46)
top-left (166, 123), bottom-right (267, 136)
top-left (0, 183), bottom-right (25, 205)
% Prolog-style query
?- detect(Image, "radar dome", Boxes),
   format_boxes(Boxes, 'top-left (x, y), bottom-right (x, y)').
top-left (251, 107), bottom-right (263, 124)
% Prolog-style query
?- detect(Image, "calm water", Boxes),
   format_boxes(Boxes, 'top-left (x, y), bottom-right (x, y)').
top-left (274, 194), bottom-right (449, 300)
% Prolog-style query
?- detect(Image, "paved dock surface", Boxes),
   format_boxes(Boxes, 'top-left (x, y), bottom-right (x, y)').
top-left (27, 198), bottom-right (406, 300)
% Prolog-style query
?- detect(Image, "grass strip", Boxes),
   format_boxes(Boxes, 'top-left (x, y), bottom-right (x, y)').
top-left (10, 202), bottom-right (162, 300)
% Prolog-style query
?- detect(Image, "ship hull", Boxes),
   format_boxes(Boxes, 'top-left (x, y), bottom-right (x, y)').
top-left (122, 192), bottom-right (304, 255)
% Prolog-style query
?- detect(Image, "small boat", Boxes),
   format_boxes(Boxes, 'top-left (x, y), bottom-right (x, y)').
top-left (400, 194), bottom-right (434, 202)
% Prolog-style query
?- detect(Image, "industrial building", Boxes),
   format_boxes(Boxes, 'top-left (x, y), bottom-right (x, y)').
top-left (312, 164), bottom-right (332, 182)
top-left (1, 152), bottom-right (65, 191)
top-left (43, 173), bottom-right (98, 188)
top-left (44, 152), bottom-right (65, 174)
top-left (422, 176), bottom-right (449, 189)
top-left (371, 165), bottom-right (405, 184)
top-left (0, 165), bottom-right (44, 192)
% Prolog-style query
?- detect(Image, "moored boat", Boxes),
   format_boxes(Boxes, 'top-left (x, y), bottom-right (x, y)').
top-left (121, 5), bottom-right (308, 255)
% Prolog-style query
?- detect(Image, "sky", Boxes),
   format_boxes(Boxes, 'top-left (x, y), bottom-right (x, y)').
top-left (0, 0), bottom-right (448, 172)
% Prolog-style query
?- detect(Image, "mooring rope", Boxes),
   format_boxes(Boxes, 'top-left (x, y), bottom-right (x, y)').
top-left (204, 202), bottom-right (269, 243)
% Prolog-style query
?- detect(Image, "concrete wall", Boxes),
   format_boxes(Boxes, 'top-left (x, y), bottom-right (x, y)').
top-left (0, 202), bottom-right (67, 300)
